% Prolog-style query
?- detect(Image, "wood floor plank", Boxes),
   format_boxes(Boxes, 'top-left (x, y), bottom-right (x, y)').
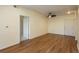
top-left (0, 33), bottom-right (78, 53)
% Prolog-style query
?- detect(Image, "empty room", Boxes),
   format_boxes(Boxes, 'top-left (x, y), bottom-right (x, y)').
top-left (0, 5), bottom-right (79, 53)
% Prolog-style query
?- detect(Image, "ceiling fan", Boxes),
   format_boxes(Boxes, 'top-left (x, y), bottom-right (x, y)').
top-left (48, 12), bottom-right (56, 18)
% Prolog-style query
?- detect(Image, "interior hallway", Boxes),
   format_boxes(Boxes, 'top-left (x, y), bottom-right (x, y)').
top-left (0, 33), bottom-right (78, 53)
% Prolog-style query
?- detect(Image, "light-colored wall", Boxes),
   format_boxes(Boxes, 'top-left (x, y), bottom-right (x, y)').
top-left (0, 6), bottom-right (20, 49)
top-left (48, 14), bottom-right (76, 36)
top-left (28, 12), bottom-right (48, 39)
top-left (48, 16), bottom-right (64, 35)
top-left (0, 6), bottom-right (48, 49)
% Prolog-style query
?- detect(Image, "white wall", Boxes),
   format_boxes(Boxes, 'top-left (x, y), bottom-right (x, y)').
top-left (0, 6), bottom-right (20, 49)
top-left (48, 14), bottom-right (76, 36)
top-left (48, 16), bottom-right (64, 35)
top-left (0, 6), bottom-right (48, 49)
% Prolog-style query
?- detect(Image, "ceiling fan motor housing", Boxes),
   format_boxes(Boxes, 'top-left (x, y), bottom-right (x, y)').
top-left (48, 12), bottom-right (56, 17)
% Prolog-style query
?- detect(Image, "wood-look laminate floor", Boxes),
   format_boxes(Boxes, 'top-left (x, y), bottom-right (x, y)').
top-left (0, 34), bottom-right (78, 53)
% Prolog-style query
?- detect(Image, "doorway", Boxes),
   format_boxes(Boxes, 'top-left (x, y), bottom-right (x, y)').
top-left (20, 15), bottom-right (29, 42)
top-left (64, 15), bottom-right (75, 37)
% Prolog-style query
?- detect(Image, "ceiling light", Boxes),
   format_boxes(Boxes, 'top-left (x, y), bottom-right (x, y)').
top-left (67, 11), bottom-right (71, 14)
top-left (48, 15), bottom-right (52, 18)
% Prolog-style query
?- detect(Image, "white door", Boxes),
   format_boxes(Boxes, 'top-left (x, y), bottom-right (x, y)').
top-left (23, 16), bottom-right (29, 40)
top-left (64, 15), bottom-right (75, 36)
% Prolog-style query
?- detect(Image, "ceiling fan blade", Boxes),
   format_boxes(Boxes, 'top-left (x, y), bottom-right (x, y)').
top-left (51, 15), bottom-right (56, 17)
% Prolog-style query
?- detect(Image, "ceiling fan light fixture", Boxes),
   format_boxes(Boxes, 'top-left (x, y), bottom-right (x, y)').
top-left (48, 12), bottom-right (52, 18)
top-left (48, 12), bottom-right (56, 18)
top-left (48, 15), bottom-right (52, 18)
top-left (67, 11), bottom-right (71, 14)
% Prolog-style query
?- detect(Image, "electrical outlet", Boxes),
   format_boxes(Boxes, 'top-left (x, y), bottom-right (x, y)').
top-left (5, 26), bottom-right (8, 28)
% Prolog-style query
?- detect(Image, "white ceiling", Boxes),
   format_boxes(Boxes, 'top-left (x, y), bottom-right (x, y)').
top-left (17, 5), bottom-right (77, 16)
